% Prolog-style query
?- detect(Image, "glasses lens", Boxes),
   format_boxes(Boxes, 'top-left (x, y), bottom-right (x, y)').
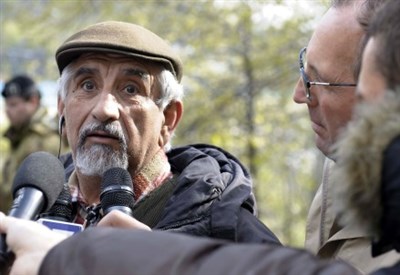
top-left (299, 48), bottom-right (311, 99)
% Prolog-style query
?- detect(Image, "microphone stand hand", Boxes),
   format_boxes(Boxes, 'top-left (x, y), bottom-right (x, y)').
top-left (0, 213), bottom-right (66, 275)
top-left (97, 210), bottom-right (151, 231)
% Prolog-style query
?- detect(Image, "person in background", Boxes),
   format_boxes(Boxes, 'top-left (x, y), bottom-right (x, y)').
top-left (292, 0), bottom-right (399, 272)
top-left (0, 75), bottom-right (61, 212)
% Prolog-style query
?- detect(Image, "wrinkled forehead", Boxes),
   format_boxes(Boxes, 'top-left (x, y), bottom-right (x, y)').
top-left (58, 52), bottom-right (165, 101)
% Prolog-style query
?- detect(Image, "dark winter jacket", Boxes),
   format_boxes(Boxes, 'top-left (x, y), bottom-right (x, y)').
top-left (61, 144), bottom-right (280, 244)
top-left (40, 228), bottom-right (360, 275)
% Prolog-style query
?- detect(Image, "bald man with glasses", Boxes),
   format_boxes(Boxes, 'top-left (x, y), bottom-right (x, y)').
top-left (293, 0), bottom-right (400, 273)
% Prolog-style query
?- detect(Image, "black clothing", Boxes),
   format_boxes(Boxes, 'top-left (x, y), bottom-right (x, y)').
top-left (61, 144), bottom-right (280, 244)
top-left (372, 261), bottom-right (400, 275)
top-left (40, 228), bottom-right (360, 275)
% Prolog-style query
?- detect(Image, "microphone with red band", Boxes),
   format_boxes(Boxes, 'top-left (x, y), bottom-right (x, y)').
top-left (0, 151), bottom-right (65, 271)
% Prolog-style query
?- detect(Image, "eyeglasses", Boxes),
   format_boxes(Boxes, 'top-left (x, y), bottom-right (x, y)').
top-left (299, 47), bottom-right (357, 100)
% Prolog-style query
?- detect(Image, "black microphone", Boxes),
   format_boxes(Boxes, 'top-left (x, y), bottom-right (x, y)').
top-left (8, 151), bottom-right (65, 219)
top-left (39, 183), bottom-right (72, 222)
top-left (100, 168), bottom-right (135, 217)
top-left (0, 151), bottom-right (65, 271)
top-left (37, 183), bottom-right (83, 236)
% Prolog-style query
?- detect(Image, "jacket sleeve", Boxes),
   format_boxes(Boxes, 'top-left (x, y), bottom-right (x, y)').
top-left (39, 228), bottom-right (360, 275)
top-left (236, 207), bottom-right (281, 244)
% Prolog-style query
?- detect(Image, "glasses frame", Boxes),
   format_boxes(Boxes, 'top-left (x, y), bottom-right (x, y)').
top-left (299, 47), bottom-right (357, 100)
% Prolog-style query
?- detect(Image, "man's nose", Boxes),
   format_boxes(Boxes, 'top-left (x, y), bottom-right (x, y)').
top-left (92, 92), bottom-right (120, 122)
top-left (293, 78), bottom-right (310, 104)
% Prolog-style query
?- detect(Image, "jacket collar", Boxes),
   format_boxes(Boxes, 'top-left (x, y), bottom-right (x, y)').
top-left (333, 90), bottom-right (400, 237)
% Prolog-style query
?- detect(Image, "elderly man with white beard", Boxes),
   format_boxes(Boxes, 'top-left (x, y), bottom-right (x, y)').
top-left (50, 21), bottom-right (280, 244)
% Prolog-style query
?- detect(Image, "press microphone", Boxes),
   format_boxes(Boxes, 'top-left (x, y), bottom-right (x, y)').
top-left (100, 168), bottom-right (135, 217)
top-left (0, 151), bottom-right (65, 271)
top-left (37, 183), bottom-right (83, 236)
top-left (40, 183), bottom-right (73, 222)
top-left (8, 151), bottom-right (64, 219)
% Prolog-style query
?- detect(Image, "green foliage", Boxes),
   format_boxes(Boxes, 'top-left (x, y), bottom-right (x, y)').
top-left (1, 0), bottom-right (329, 246)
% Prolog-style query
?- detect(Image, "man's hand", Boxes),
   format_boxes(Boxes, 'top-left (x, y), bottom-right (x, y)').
top-left (0, 212), bottom-right (67, 275)
top-left (97, 210), bottom-right (151, 230)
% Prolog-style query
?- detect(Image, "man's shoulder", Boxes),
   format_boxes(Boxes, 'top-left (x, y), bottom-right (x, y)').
top-left (30, 119), bottom-right (58, 136)
top-left (29, 107), bottom-right (58, 135)
top-left (17, 130), bottom-right (59, 154)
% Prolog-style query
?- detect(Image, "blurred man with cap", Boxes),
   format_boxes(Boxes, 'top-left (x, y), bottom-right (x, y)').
top-left (0, 75), bottom-right (60, 212)
top-left (54, 21), bottom-right (279, 244)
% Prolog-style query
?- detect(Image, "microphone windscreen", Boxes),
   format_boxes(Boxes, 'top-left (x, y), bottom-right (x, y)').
top-left (100, 168), bottom-right (134, 212)
top-left (42, 184), bottom-right (73, 222)
top-left (12, 151), bottom-right (65, 212)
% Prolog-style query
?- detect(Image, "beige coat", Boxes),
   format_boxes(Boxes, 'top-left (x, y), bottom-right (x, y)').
top-left (305, 92), bottom-right (400, 273)
top-left (305, 157), bottom-right (399, 274)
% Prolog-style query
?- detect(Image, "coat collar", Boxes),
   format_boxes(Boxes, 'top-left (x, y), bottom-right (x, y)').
top-left (332, 90), bottom-right (400, 237)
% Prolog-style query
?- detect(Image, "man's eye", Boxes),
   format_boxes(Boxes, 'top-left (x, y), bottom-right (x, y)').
top-left (123, 85), bottom-right (138, 94)
top-left (81, 80), bottom-right (95, 91)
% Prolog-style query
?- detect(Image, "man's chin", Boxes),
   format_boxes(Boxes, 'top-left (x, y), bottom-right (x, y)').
top-left (315, 136), bottom-right (333, 159)
top-left (76, 142), bottom-right (128, 174)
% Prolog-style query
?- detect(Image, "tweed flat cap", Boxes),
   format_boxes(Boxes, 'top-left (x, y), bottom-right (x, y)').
top-left (56, 21), bottom-right (183, 82)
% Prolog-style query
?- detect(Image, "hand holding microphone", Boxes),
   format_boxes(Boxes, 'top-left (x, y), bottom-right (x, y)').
top-left (0, 212), bottom-right (66, 275)
top-left (0, 151), bottom-right (65, 273)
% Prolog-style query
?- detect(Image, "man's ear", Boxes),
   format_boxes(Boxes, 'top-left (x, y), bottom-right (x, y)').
top-left (57, 95), bottom-right (65, 118)
top-left (57, 96), bottom-right (66, 136)
top-left (160, 100), bottom-right (183, 146)
top-left (164, 100), bottom-right (183, 131)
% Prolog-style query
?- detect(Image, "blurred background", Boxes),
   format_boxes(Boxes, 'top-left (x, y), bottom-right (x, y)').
top-left (0, 0), bottom-right (330, 246)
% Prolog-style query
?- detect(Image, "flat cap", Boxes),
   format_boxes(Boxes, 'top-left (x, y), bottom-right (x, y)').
top-left (56, 21), bottom-right (183, 82)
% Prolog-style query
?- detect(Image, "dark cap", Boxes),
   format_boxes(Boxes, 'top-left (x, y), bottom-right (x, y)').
top-left (1, 75), bottom-right (40, 99)
top-left (55, 21), bottom-right (183, 82)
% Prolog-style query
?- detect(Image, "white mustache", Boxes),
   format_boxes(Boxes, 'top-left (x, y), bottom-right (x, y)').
top-left (78, 122), bottom-right (126, 148)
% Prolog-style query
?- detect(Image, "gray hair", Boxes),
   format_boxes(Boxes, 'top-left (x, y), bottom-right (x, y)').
top-left (57, 59), bottom-right (184, 151)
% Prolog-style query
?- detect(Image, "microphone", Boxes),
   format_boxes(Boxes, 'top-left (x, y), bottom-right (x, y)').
top-left (37, 184), bottom-right (83, 236)
top-left (100, 168), bottom-right (135, 217)
top-left (8, 151), bottom-right (64, 219)
top-left (0, 151), bottom-right (65, 271)
top-left (40, 183), bottom-right (73, 222)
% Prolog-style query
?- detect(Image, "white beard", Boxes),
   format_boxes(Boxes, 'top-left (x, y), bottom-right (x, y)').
top-left (75, 143), bottom-right (128, 176)
top-left (75, 122), bottom-right (128, 176)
